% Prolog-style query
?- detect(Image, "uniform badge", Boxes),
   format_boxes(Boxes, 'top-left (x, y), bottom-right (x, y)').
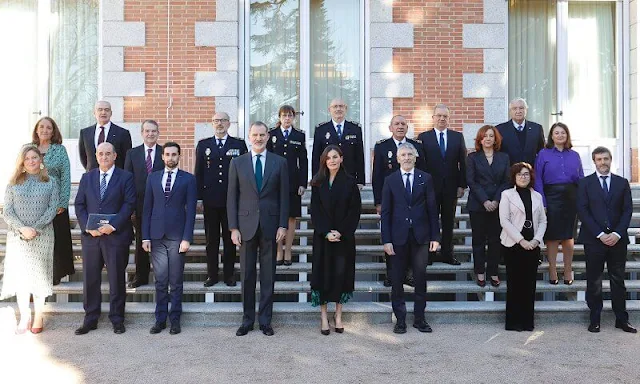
top-left (205, 148), bottom-right (211, 157)
top-left (325, 132), bottom-right (331, 140)
top-left (290, 140), bottom-right (301, 145)
top-left (226, 149), bottom-right (239, 157)
top-left (388, 164), bottom-right (393, 169)
top-left (387, 151), bottom-right (393, 158)
top-left (272, 136), bottom-right (277, 143)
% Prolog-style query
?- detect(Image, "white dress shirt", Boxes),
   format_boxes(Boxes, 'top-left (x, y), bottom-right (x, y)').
top-left (332, 120), bottom-right (345, 135)
top-left (214, 134), bottom-right (228, 147)
top-left (394, 138), bottom-right (407, 148)
top-left (402, 168), bottom-right (415, 193)
top-left (99, 164), bottom-right (116, 189)
top-left (162, 167), bottom-right (178, 191)
top-left (144, 144), bottom-right (156, 166)
top-left (434, 128), bottom-right (448, 150)
top-left (512, 120), bottom-right (527, 130)
top-left (252, 150), bottom-right (266, 177)
top-left (94, 121), bottom-right (112, 148)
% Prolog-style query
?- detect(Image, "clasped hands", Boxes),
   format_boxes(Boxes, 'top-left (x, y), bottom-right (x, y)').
top-left (86, 224), bottom-right (116, 237)
top-left (599, 233), bottom-right (620, 247)
top-left (518, 238), bottom-right (539, 250)
top-left (142, 240), bottom-right (191, 253)
top-left (483, 200), bottom-right (499, 212)
top-left (384, 241), bottom-right (439, 255)
top-left (231, 227), bottom-right (287, 246)
top-left (18, 226), bottom-right (38, 240)
top-left (326, 230), bottom-right (342, 242)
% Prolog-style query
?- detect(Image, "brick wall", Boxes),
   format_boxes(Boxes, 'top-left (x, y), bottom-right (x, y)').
top-left (123, 0), bottom-right (217, 171)
top-left (392, 0), bottom-right (485, 134)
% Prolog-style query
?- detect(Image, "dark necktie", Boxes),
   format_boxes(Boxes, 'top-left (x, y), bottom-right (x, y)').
top-left (404, 173), bottom-right (412, 204)
top-left (217, 139), bottom-right (223, 149)
top-left (284, 130), bottom-right (289, 140)
top-left (255, 154), bottom-right (263, 191)
top-left (600, 175), bottom-right (609, 195)
top-left (336, 124), bottom-right (342, 139)
top-left (164, 171), bottom-right (173, 198)
top-left (145, 148), bottom-right (153, 174)
top-left (98, 126), bottom-right (105, 145)
top-left (100, 173), bottom-right (107, 200)
top-left (439, 132), bottom-right (445, 158)
top-left (517, 125), bottom-right (523, 132)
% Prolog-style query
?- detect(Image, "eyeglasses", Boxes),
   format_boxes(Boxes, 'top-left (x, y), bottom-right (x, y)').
top-left (213, 119), bottom-right (229, 123)
top-left (330, 104), bottom-right (346, 109)
top-left (516, 173), bottom-right (531, 178)
top-left (433, 114), bottom-right (449, 119)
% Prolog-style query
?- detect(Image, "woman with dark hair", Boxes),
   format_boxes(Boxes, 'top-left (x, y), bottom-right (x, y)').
top-left (310, 145), bottom-right (361, 335)
top-left (31, 117), bottom-right (75, 285)
top-left (266, 105), bottom-right (308, 266)
top-left (499, 162), bottom-right (547, 331)
top-left (2, 145), bottom-right (59, 334)
top-left (534, 122), bottom-right (583, 285)
top-left (466, 125), bottom-right (510, 287)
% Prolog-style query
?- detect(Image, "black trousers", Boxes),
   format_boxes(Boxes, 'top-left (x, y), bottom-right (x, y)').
top-left (585, 241), bottom-right (628, 325)
top-left (504, 244), bottom-right (539, 330)
top-left (132, 206), bottom-right (150, 282)
top-left (469, 210), bottom-right (500, 275)
top-left (391, 229), bottom-right (429, 324)
top-left (203, 205), bottom-right (236, 280)
top-left (240, 225), bottom-right (276, 327)
top-left (52, 209), bottom-right (75, 281)
top-left (434, 188), bottom-right (457, 259)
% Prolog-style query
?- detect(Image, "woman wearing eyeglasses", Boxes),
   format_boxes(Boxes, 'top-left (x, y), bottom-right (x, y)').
top-left (499, 162), bottom-right (547, 332)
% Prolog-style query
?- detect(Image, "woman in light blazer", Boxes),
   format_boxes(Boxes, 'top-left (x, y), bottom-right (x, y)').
top-left (499, 162), bottom-right (547, 332)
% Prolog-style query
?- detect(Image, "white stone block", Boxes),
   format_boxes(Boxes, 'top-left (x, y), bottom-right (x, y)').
top-left (103, 97), bottom-right (124, 123)
top-left (371, 23), bottom-right (413, 48)
top-left (463, 73), bottom-right (506, 98)
top-left (484, 0), bottom-right (507, 24)
top-left (103, 72), bottom-right (146, 97)
top-left (484, 49), bottom-right (505, 73)
top-left (632, 22), bottom-right (638, 51)
top-left (631, 48), bottom-right (637, 76)
top-left (371, 73), bottom-right (414, 98)
top-left (463, 24), bottom-right (505, 49)
top-left (484, 98), bottom-right (507, 124)
top-left (103, 47), bottom-right (124, 72)
top-left (632, 73), bottom-right (638, 100)
top-left (370, 48), bottom-right (393, 73)
top-left (215, 97), bottom-right (239, 120)
top-left (195, 22), bottom-right (238, 47)
top-left (463, 123), bottom-right (484, 149)
top-left (370, 98), bottom-right (393, 123)
top-left (631, 1), bottom-right (637, 25)
top-left (194, 72), bottom-right (238, 97)
top-left (370, 0), bottom-right (393, 23)
top-left (631, 100), bottom-right (638, 125)
top-left (371, 122), bottom-right (391, 144)
top-left (119, 122), bottom-right (141, 146)
top-left (195, 123), bottom-right (212, 145)
top-left (103, 0), bottom-right (124, 21)
top-left (216, 0), bottom-right (239, 21)
top-left (103, 22), bottom-right (145, 47)
top-left (216, 47), bottom-right (238, 71)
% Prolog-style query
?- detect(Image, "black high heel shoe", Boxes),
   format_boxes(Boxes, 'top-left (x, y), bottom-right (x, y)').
top-left (333, 316), bottom-right (344, 333)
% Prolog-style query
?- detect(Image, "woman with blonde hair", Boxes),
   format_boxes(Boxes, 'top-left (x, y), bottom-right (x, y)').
top-left (2, 145), bottom-right (59, 334)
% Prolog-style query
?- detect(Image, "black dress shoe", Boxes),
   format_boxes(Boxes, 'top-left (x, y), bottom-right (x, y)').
top-left (383, 277), bottom-right (392, 287)
top-left (442, 256), bottom-right (461, 265)
top-left (404, 276), bottom-right (415, 287)
top-left (113, 323), bottom-right (126, 334)
top-left (427, 259), bottom-right (433, 266)
top-left (490, 277), bottom-right (500, 287)
top-left (236, 324), bottom-right (253, 336)
top-left (150, 322), bottom-right (166, 334)
top-left (413, 320), bottom-right (433, 333)
top-left (259, 324), bottom-right (274, 336)
top-left (276, 259), bottom-right (284, 266)
top-left (615, 321), bottom-right (637, 333)
top-left (283, 260), bottom-right (292, 266)
top-left (588, 323), bottom-right (601, 333)
top-left (477, 279), bottom-right (486, 288)
top-left (393, 323), bottom-right (407, 334)
top-left (224, 277), bottom-right (237, 287)
top-left (74, 323), bottom-right (97, 335)
top-left (170, 323), bottom-right (182, 335)
top-left (127, 278), bottom-right (148, 289)
top-left (203, 277), bottom-right (218, 287)
top-left (321, 328), bottom-right (330, 336)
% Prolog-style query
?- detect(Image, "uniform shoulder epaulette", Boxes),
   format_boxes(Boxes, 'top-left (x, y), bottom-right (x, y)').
top-left (269, 127), bottom-right (278, 131)
top-left (412, 138), bottom-right (422, 144)
top-left (376, 138), bottom-right (391, 145)
top-left (346, 120), bottom-right (361, 127)
top-left (293, 126), bottom-right (304, 133)
top-left (316, 121), bottom-right (329, 128)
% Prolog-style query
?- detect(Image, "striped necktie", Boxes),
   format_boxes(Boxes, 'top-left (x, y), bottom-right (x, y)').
top-left (100, 173), bottom-right (108, 200)
top-left (164, 171), bottom-right (173, 198)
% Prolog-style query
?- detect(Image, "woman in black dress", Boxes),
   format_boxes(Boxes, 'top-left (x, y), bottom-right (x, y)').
top-left (499, 162), bottom-right (547, 331)
top-left (310, 145), bottom-right (361, 335)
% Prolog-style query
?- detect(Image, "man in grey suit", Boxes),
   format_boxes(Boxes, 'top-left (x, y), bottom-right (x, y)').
top-left (227, 122), bottom-right (289, 336)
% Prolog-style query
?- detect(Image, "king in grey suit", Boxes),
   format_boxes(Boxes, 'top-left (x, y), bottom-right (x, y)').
top-left (227, 122), bottom-right (289, 336)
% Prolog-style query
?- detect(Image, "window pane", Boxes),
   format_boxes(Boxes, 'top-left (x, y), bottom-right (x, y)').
top-left (566, 1), bottom-right (616, 139)
top-left (250, 0), bottom-right (300, 128)
top-left (310, 0), bottom-right (360, 133)
top-left (49, 0), bottom-right (99, 139)
top-left (508, 0), bottom-right (556, 129)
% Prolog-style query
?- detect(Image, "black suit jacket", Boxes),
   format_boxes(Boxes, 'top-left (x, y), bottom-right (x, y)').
top-left (78, 123), bottom-right (133, 171)
top-left (312, 120), bottom-right (365, 184)
top-left (416, 129), bottom-right (467, 194)
top-left (496, 120), bottom-right (545, 167)
top-left (465, 151), bottom-right (511, 212)
top-left (267, 127), bottom-right (308, 193)
top-left (577, 173), bottom-right (632, 245)
top-left (371, 137), bottom-right (426, 205)
top-left (124, 144), bottom-right (165, 214)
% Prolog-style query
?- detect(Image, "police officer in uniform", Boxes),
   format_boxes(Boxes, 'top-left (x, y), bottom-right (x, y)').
top-left (195, 112), bottom-right (248, 287)
top-left (312, 98), bottom-right (365, 186)
top-left (372, 115), bottom-right (425, 287)
top-left (266, 105), bottom-right (308, 266)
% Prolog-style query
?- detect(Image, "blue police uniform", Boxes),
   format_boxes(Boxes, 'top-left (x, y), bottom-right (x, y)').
top-left (312, 120), bottom-right (365, 184)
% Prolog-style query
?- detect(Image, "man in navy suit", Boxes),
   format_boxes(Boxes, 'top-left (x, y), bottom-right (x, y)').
top-left (417, 104), bottom-right (466, 265)
top-left (577, 146), bottom-right (636, 334)
top-left (496, 98), bottom-right (545, 167)
top-left (74, 142), bottom-right (136, 335)
top-left (124, 119), bottom-right (165, 288)
top-left (78, 100), bottom-right (133, 171)
top-left (142, 142), bottom-right (197, 335)
top-left (381, 143), bottom-right (440, 334)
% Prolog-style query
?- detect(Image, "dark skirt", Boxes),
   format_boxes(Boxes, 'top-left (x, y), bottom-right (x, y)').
top-left (52, 210), bottom-right (75, 281)
top-left (310, 232), bottom-right (356, 306)
top-left (543, 183), bottom-right (578, 241)
top-left (288, 191), bottom-right (302, 218)
top-left (504, 244), bottom-right (539, 331)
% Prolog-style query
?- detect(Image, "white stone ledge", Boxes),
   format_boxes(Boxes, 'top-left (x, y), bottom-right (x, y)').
top-left (463, 73), bottom-right (505, 98)
top-left (371, 73), bottom-right (414, 98)
top-left (216, 0), bottom-right (239, 22)
top-left (463, 24), bottom-right (505, 49)
top-left (484, 98), bottom-right (507, 125)
top-left (195, 22), bottom-right (238, 47)
top-left (463, 123), bottom-right (484, 148)
top-left (370, 98), bottom-right (393, 124)
top-left (103, 22), bottom-right (145, 47)
top-left (102, 72), bottom-right (146, 97)
top-left (216, 47), bottom-right (238, 71)
top-left (194, 72), bottom-right (238, 97)
top-left (103, 0), bottom-right (124, 21)
top-left (371, 48), bottom-right (393, 73)
top-left (370, 0), bottom-right (393, 23)
top-left (371, 23), bottom-right (413, 48)
top-left (484, 0), bottom-right (507, 24)
top-left (103, 47), bottom-right (124, 72)
top-left (120, 122), bottom-right (142, 147)
top-left (103, 97), bottom-right (124, 123)
top-left (484, 49), bottom-right (505, 73)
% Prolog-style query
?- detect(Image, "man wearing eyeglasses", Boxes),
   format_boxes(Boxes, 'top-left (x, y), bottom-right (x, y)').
top-left (312, 98), bottom-right (365, 188)
top-left (195, 112), bottom-right (248, 287)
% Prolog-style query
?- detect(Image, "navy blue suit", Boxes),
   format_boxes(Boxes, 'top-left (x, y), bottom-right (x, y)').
top-left (78, 123), bottom-right (133, 171)
top-left (75, 167), bottom-right (136, 326)
top-left (380, 169), bottom-right (440, 324)
top-left (143, 169), bottom-right (197, 324)
top-left (577, 172), bottom-right (632, 325)
top-left (496, 120), bottom-right (544, 167)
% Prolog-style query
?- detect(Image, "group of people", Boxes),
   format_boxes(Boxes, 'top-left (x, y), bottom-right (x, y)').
top-left (1, 97), bottom-right (636, 337)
